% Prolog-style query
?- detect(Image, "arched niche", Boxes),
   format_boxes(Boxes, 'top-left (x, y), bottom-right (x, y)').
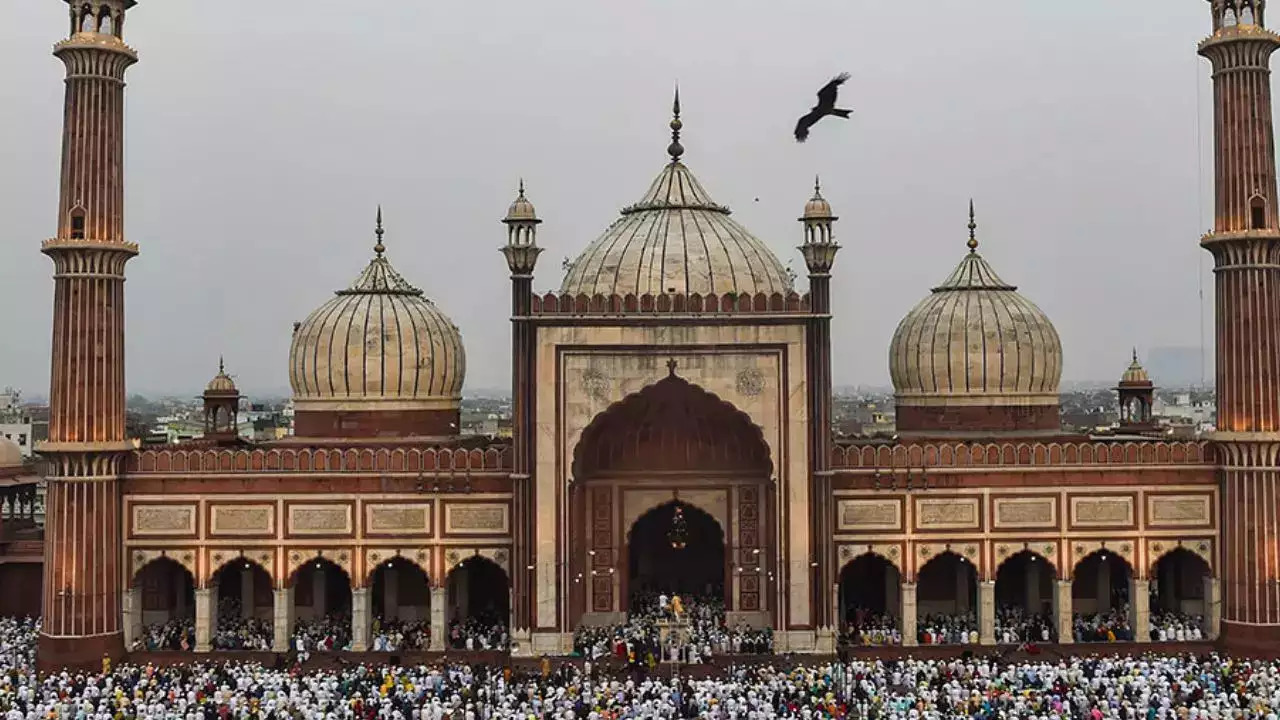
top-left (572, 373), bottom-right (773, 479)
top-left (445, 555), bottom-right (510, 649)
top-left (210, 558), bottom-right (273, 650)
top-left (994, 550), bottom-right (1057, 616)
top-left (369, 558), bottom-right (432, 623)
top-left (838, 552), bottom-right (902, 624)
top-left (624, 500), bottom-right (727, 611)
top-left (131, 557), bottom-right (196, 651)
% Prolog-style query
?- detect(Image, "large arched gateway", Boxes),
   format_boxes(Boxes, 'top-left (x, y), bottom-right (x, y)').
top-left (567, 371), bottom-right (774, 628)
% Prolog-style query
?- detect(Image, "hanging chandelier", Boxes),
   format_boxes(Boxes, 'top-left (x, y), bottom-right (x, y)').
top-left (668, 506), bottom-right (689, 550)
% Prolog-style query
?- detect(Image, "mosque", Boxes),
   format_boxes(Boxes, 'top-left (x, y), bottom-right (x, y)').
top-left (8, 0), bottom-right (1279, 669)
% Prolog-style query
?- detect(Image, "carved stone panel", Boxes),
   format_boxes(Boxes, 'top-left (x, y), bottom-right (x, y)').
top-left (209, 504), bottom-right (275, 537)
top-left (132, 505), bottom-right (197, 536)
top-left (131, 548), bottom-right (198, 583)
top-left (1147, 494), bottom-right (1212, 528)
top-left (915, 497), bottom-right (980, 530)
top-left (288, 504), bottom-right (354, 536)
top-left (837, 543), bottom-right (903, 574)
top-left (365, 503), bottom-right (432, 535)
top-left (1069, 495), bottom-right (1134, 528)
top-left (445, 503), bottom-right (511, 535)
top-left (992, 496), bottom-right (1057, 530)
top-left (365, 548), bottom-right (433, 582)
top-left (836, 499), bottom-right (902, 532)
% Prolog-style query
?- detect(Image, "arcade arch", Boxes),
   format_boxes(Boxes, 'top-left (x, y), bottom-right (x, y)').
top-left (370, 558), bottom-right (431, 622)
top-left (210, 559), bottom-right (273, 650)
top-left (568, 373), bottom-right (773, 627)
top-left (1072, 550), bottom-right (1134, 642)
top-left (995, 551), bottom-right (1056, 616)
top-left (445, 556), bottom-right (509, 649)
top-left (291, 557), bottom-right (353, 650)
top-left (916, 552), bottom-right (977, 644)
top-left (1150, 548), bottom-right (1213, 637)
top-left (627, 501), bottom-right (726, 609)
top-left (132, 557), bottom-right (196, 651)
top-left (838, 553), bottom-right (901, 637)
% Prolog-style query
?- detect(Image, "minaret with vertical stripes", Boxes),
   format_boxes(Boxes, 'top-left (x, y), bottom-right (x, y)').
top-left (1198, 0), bottom-right (1280, 653)
top-left (799, 177), bottom-right (838, 638)
top-left (37, 0), bottom-right (140, 670)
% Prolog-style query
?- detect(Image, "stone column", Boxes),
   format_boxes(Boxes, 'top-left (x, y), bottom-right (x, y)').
top-left (1026, 561), bottom-right (1041, 612)
top-left (900, 582), bottom-right (917, 646)
top-left (122, 587), bottom-right (142, 651)
top-left (1130, 578), bottom-right (1150, 642)
top-left (1204, 577), bottom-right (1221, 639)
top-left (1054, 580), bottom-right (1073, 644)
top-left (351, 588), bottom-right (370, 652)
top-left (978, 580), bottom-right (996, 645)
top-left (1097, 561), bottom-right (1111, 611)
top-left (312, 570), bottom-right (326, 617)
top-left (272, 587), bottom-right (293, 653)
top-left (429, 586), bottom-right (446, 651)
top-left (194, 588), bottom-right (213, 652)
top-left (241, 567), bottom-right (254, 618)
top-left (383, 569), bottom-right (398, 620)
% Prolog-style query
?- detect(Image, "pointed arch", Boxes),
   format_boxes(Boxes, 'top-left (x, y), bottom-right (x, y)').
top-left (572, 373), bottom-right (773, 479)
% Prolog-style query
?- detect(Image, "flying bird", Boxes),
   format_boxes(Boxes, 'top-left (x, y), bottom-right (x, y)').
top-left (794, 72), bottom-right (853, 142)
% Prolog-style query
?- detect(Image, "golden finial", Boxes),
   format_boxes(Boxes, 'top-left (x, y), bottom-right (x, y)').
top-left (374, 205), bottom-right (386, 257)
top-left (218, 355), bottom-right (225, 374)
top-left (668, 85), bottom-right (684, 162)
top-left (967, 199), bottom-right (978, 252)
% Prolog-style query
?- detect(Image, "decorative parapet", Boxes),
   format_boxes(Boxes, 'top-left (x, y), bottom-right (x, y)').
top-left (129, 444), bottom-right (513, 474)
top-left (528, 291), bottom-right (812, 316)
top-left (832, 440), bottom-right (1211, 470)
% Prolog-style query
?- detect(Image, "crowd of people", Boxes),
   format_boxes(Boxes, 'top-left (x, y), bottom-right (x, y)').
top-left (372, 618), bottom-right (431, 652)
top-left (6, 612), bottom-right (1280, 718)
top-left (574, 593), bottom-right (774, 667)
top-left (916, 613), bottom-right (978, 645)
top-left (1151, 611), bottom-right (1208, 642)
top-left (293, 615), bottom-right (353, 657)
top-left (211, 598), bottom-right (273, 651)
top-left (1074, 607), bottom-right (1137, 643)
top-left (840, 610), bottom-right (901, 646)
top-left (447, 616), bottom-right (510, 652)
top-left (994, 607), bottom-right (1055, 645)
top-left (129, 617), bottom-right (195, 652)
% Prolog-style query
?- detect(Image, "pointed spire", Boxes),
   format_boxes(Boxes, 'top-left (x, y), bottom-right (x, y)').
top-left (218, 355), bottom-right (225, 374)
top-left (518, 177), bottom-right (525, 198)
top-left (667, 85), bottom-right (684, 162)
top-left (1132, 346), bottom-right (1139, 363)
top-left (812, 175), bottom-right (824, 199)
top-left (374, 205), bottom-right (386, 257)
top-left (967, 199), bottom-right (978, 253)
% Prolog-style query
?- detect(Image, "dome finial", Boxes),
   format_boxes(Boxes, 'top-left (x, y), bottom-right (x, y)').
top-left (518, 177), bottom-right (525, 197)
top-left (218, 354), bottom-right (225, 374)
top-left (668, 85), bottom-right (684, 162)
top-left (814, 175), bottom-right (822, 196)
top-left (967, 199), bottom-right (978, 252)
top-left (374, 205), bottom-right (386, 257)
top-left (1132, 346), bottom-right (1139, 364)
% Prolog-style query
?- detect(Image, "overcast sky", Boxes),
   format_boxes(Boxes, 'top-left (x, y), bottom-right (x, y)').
top-left (0, 0), bottom-right (1220, 397)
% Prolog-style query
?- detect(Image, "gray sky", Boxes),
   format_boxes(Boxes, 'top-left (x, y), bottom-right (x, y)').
top-left (0, 0), bottom-right (1218, 397)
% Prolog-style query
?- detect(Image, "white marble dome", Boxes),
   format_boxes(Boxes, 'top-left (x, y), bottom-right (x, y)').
top-left (560, 109), bottom-right (793, 298)
top-left (889, 226), bottom-right (1062, 410)
top-left (288, 223), bottom-right (464, 411)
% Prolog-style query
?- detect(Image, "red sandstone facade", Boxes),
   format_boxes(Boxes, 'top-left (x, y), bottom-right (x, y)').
top-left (17, 0), bottom-right (1275, 669)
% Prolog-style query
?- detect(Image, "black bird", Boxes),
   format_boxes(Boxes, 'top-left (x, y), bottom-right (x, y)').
top-left (794, 72), bottom-right (853, 142)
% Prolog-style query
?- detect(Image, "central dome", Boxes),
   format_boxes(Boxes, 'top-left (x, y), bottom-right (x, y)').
top-left (560, 95), bottom-right (793, 297)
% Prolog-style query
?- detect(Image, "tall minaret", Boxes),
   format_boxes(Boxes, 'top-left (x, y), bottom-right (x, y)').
top-left (798, 177), bottom-right (839, 639)
top-left (38, 0), bottom-right (140, 670)
top-left (501, 179), bottom-right (542, 645)
top-left (1199, 0), bottom-right (1280, 652)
